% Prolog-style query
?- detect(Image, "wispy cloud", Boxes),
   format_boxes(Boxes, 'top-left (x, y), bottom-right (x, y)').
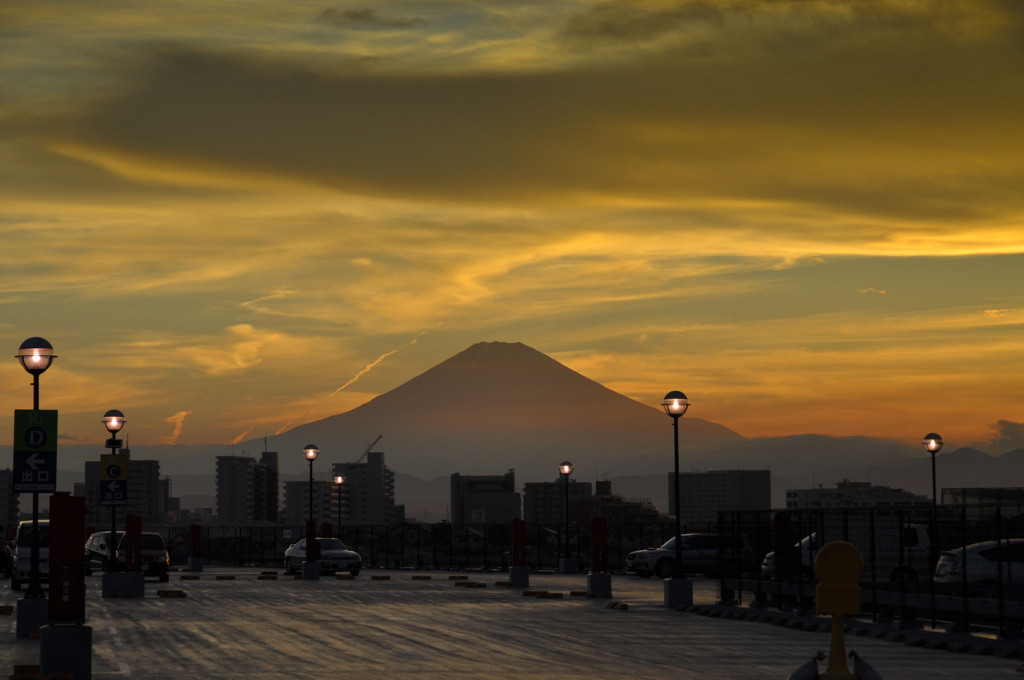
top-left (154, 410), bottom-right (193, 445)
top-left (0, 1), bottom-right (1022, 448)
top-left (273, 335), bottom-right (423, 435)
top-left (318, 7), bottom-right (424, 29)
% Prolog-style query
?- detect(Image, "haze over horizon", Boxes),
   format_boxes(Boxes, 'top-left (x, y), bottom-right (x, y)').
top-left (2, 2), bottom-right (1022, 456)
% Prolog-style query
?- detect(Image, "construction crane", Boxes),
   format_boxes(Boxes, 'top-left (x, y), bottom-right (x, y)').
top-left (355, 434), bottom-right (382, 463)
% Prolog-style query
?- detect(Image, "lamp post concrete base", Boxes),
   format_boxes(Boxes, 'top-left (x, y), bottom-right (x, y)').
top-left (508, 565), bottom-right (530, 587)
top-left (40, 623), bottom-right (92, 680)
top-left (187, 556), bottom-right (204, 572)
top-left (16, 598), bottom-right (49, 639)
top-left (587, 572), bottom-right (612, 598)
top-left (102, 572), bottom-right (144, 598)
top-left (558, 558), bottom-right (576, 574)
top-left (301, 561), bottom-right (320, 579)
top-left (663, 577), bottom-right (693, 609)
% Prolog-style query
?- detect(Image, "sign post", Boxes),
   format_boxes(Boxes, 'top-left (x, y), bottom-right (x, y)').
top-left (100, 451), bottom-right (128, 574)
top-left (13, 409), bottom-right (57, 617)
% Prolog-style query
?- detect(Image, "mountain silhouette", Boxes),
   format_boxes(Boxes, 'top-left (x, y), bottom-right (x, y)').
top-left (255, 341), bottom-right (742, 482)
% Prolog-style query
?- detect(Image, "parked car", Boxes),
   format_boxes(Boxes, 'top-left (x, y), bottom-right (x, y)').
top-left (83, 531), bottom-right (170, 581)
top-left (626, 532), bottom-right (751, 578)
top-left (761, 522), bottom-right (930, 582)
top-left (11, 520), bottom-right (49, 591)
top-left (935, 538), bottom-right (1024, 585)
top-left (284, 538), bottom-right (362, 576)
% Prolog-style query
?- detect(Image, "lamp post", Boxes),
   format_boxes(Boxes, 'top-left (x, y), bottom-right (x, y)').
top-left (102, 410), bottom-right (126, 571)
top-left (923, 433), bottom-right (943, 627)
top-left (662, 390), bottom-right (693, 608)
top-left (559, 461), bottom-right (574, 573)
top-left (16, 337), bottom-right (56, 600)
top-left (333, 475), bottom-right (345, 534)
top-left (923, 433), bottom-right (943, 509)
top-left (303, 444), bottom-right (320, 577)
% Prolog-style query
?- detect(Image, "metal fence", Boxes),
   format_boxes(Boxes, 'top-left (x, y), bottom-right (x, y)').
top-left (143, 504), bottom-right (1024, 637)
top-left (148, 519), bottom-right (711, 572)
top-left (717, 504), bottom-right (1024, 638)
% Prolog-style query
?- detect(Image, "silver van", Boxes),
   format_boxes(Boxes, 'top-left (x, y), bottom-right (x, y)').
top-left (11, 519), bottom-right (49, 591)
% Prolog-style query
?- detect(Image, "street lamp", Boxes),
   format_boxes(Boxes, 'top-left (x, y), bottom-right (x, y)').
top-left (662, 390), bottom-right (691, 607)
top-left (333, 475), bottom-right (345, 533)
top-left (923, 433), bottom-right (943, 508)
top-left (16, 337), bottom-right (56, 599)
top-left (923, 432), bottom-right (943, 627)
top-left (17, 337), bottom-right (55, 411)
top-left (303, 445), bottom-right (319, 576)
top-left (559, 461), bottom-right (574, 572)
top-left (103, 410), bottom-right (126, 571)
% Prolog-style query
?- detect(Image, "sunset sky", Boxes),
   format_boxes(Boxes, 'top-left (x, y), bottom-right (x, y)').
top-left (2, 0), bottom-right (1022, 454)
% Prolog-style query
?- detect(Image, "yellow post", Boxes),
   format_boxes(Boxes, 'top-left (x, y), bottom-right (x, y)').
top-left (815, 541), bottom-right (863, 680)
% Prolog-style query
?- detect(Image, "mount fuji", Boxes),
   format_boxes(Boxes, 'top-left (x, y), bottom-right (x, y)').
top-left (253, 341), bottom-right (743, 483)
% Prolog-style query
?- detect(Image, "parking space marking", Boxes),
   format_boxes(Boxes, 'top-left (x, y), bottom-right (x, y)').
top-left (99, 606), bottom-right (133, 675)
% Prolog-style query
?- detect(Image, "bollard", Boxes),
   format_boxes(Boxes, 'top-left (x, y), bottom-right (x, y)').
top-left (509, 518), bottom-right (530, 587)
top-left (815, 541), bottom-right (863, 680)
top-left (40, 623), bottom-right (92, 679)
top-left (102, 572), bottom-right (144, 598)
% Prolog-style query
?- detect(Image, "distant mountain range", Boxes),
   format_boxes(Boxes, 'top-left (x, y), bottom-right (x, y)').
top-left (49, 341), bottom-right (1024, 520)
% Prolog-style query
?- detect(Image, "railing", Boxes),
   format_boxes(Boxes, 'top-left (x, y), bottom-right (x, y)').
top-left (148, 518), bottom-right (715, 572)
top-left (143, 503), bottom-right (1024, 638)
top-left (717, 504), bottom-right (1024, 639)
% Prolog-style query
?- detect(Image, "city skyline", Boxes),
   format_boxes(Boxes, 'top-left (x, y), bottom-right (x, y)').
top-left (2, 2), bottom-right (1022, 454)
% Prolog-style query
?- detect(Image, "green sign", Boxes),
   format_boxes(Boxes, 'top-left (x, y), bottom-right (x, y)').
top-left (13, 409), bottom-right (58, 492)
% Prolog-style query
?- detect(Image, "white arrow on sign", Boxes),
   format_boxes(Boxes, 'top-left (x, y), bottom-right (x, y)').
top-left (107, 481), bottom-right (120, 494)
top-left (25, 452), bottom-right (45, 471)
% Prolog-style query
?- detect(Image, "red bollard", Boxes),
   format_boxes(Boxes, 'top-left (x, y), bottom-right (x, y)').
top-left (509, 519), bottom-right (529, 586)
top-left (188, 524), bottom-right (204, 572)
top-left (48, 492), bottom-right (86, 623)
top-left (124, 514), bottom-right (142, 572)
top-left (512, 518), bottom-right (527, 567)
top-left (588, 517), bottom-right (612, 598)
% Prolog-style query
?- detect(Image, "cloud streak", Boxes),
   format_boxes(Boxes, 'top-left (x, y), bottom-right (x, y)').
top-left (154, 410), bottom-right (193, 445)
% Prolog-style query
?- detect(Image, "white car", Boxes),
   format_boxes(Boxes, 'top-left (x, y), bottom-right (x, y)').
top-left (934, 538), bottom-right (1024, 585)
top-left (284, 538), bottom-right (362, 576)
top-left (626, 533), bottom-right (749, 578)
top-left (11, 519), bottom-right (49, 591)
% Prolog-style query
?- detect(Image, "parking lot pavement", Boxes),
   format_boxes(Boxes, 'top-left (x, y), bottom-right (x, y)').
top-left (2, 569), bottom-right (1021, 679)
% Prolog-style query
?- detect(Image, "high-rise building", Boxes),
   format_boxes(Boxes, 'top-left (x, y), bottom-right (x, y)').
top-left (450, 469), bottom-right (520, 525)
top-left (83, 450), bottom-right (165, 525)
top-left (215, 451), bottom-right (279, 523)
top-left (522, 478), bottom-right (659, 527)
top-left (331, 451), bottom-right (403, 525)
top-left (592, 480), bottom-right (661, 523)
top-left (282, 480), bottom-right (335, 525)
top-left (670, 469), bottom-right (771, 529)
top-left (0, 469), bottom-right (18, 542)
top-left (523, 477), bottom-right (592, 527)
